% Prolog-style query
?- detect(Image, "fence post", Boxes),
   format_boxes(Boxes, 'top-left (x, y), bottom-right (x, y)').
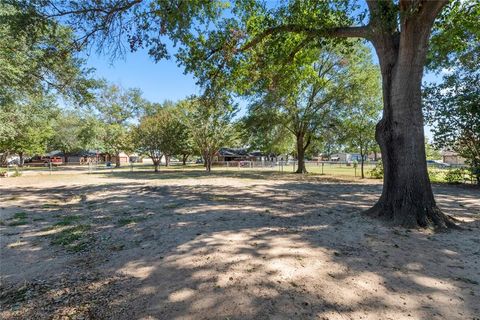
top-left (322, 162), bottom-right (324, 175)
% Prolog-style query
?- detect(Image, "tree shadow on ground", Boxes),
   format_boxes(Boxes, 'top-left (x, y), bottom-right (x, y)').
top-left (95, 168), bottom-right (369, 183)
top-left (0, 174), bottom-right (479, 319)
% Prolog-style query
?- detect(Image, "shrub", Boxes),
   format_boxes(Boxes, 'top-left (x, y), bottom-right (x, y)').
top-left (468, 165), bottom-right (480, 184)
top-left (445, 168), bottom-right (467, 184)
top-left (428, 167), bottom-right (445, 183)
top-left (369, 160), bottom-right (383, 179)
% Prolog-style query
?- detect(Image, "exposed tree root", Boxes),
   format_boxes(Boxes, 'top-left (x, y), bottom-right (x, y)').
top-left (364, 200), bottom-right (461, 231)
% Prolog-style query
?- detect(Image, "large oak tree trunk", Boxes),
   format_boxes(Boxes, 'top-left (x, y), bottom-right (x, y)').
top-left (366, 3), bottom-right (455, 229)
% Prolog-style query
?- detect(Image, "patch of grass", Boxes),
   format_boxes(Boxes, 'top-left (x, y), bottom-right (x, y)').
top-left (163, 203), bottom-right (181, 209)
top-left (39, 225), bottom-right (56, 232)
top-left (42, 203), bottom-right (61, 208)
top-left (54, 215), bottom-right (81, 226)
top-left (210, 196), bottom-right (230, 202)
top-left (13, 212), bottom-right (27, 219)
top-left (93, 216), bottom-right (113, 221)
top-left (8, 220), bottom-right (28, 226)
top-left (1, 285), bottom-right (29, 305)
top-left (7, 212), bottom-right (28, 226)
top-left (50, 224), bottom-right (92, 252)
top-left (117, 217), bottom-right (146, 226)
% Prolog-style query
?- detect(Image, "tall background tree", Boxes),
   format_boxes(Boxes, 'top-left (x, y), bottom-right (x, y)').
top-left (49, 111), bottom-right (86, 163)
top-left (134, 113), bottom-right (166, 172)
top-left (92, 83), bottom-right (145, 167)
top-left (341, 107), bottom-right (379, 179)
top-left (340, 50), bottom-right (382, 178)
top-left (0, 94), bottom-right (57, 165)
top-left (134, 104), bottom-right (193, 171)
top-left (244, 42), bottom-right (376, 173)
top-left (181, 95), bottom-right (237, 172)
top-left (241, 108), bottom-right (294, 161)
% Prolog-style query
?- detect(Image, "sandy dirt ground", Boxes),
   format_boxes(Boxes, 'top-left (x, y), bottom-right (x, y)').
top-left (0, 170), bottom-right (479, 320)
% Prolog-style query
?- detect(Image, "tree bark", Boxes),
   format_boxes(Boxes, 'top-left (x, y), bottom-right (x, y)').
top-left (19, 152), bottom-right (24, 167)
top-left (366, 5), bottom-right (455, 228)
top-left (182, 154), bottom-right (188, 165)
top-left (295, 133), bottom-right (307, 173)
top-left (0, 152), bottom-right (8, 167)
top-left (165, 155), bottom-right (170, 167)
top-left (360, 148), bottom-right (365, 179)
top-left (115, 152), bottom-right (121, 167)
top-left (151, 154), bottom-right (162, 172)
top-left (205, 155), bottom-right (212, 172)
top-left (202, 152), bottom-right (207, 168)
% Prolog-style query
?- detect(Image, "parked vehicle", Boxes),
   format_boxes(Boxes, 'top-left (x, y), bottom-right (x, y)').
top-left (49, 157), bottom-right (63, 165)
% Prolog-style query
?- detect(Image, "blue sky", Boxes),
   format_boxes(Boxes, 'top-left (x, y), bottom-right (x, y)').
top-left (84, 49), bottom-right (200, 102)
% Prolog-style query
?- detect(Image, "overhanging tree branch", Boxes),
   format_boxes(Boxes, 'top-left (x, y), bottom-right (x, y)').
top-left (241, 25), bottom-right (371, 51)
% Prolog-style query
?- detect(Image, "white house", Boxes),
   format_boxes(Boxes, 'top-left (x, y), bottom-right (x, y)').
top-left (330, 153), bottom-right (365, 163)
top-left (441, 150), bottom-right (465, 165)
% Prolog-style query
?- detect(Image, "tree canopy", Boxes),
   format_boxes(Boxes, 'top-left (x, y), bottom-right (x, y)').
top-left (0, 2), bottom-right (96, 105)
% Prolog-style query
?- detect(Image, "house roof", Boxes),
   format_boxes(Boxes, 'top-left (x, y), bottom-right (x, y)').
top-left (48, 150), bottom-right (98, 157)
top-left (218, 148), bottom-right (264, 157)
top-left (248, 151), bottom-right (263, 157)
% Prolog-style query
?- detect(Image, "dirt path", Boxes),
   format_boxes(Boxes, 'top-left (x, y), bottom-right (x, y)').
top-left (1, 171), bottom-right (479, 319)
